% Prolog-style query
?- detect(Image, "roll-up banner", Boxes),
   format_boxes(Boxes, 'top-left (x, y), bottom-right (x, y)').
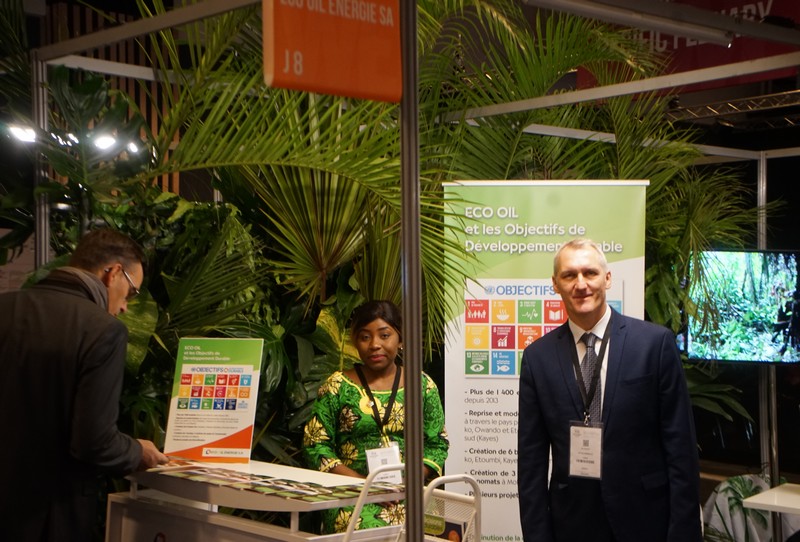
top-left (443, 180), bottom-right (647, 540)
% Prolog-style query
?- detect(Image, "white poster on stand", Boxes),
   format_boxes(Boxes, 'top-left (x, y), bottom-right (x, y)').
top-left (443, 180), bottom-right (647, 541)
top-left (164, 337), bottom-right (264, 463)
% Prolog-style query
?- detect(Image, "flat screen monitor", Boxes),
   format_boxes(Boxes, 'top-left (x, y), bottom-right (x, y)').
top-left (683, 250), bottom-right (800, 364)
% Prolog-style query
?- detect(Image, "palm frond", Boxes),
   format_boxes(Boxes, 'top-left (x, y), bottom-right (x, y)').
top-left (0, 0), bottom-right (31, 118)
top-left (154, 209), bottom-right (267, 345)
top-left (241, 164), bottom-right (370, 304)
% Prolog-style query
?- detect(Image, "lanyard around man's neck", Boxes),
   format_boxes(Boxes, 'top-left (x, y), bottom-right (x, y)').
top-left (569, 313), bottom-right (612, 420)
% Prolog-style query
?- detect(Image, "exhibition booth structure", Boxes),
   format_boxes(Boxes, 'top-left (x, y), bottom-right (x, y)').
top-left (106, 338), bottom-right (481, 541)
top-left (29, 3), bottom-right (800, 541)
top-left (106, 461), bottom-right (481, 542)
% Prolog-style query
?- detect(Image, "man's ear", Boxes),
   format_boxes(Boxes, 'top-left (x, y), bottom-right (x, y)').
top-left (552, 276), bottom-right (560, 295)
top-left (99, 263), bottom-right (119, 287)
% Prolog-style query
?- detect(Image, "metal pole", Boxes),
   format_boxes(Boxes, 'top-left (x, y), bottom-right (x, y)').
top-left (756, 151), bottom-right (781, 541)
top-left (767, 364), bottom-right (780, 542)
top-left (400, 0), bottom-right (423, 541)
top-left (31, 50), bottom-right (50, 268)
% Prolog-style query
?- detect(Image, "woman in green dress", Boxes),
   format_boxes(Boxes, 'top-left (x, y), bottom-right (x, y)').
top-left (303, 300), bottom-right (450, 533)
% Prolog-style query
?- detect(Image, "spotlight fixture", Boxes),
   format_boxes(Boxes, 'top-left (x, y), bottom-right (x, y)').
top-left (9, 125), bottom-right (36, 142)
top-left (93, 135), bottom-right (116, 150)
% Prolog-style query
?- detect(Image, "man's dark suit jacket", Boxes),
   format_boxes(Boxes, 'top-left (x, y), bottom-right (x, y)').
top-left (0, 269), bottom-right (142, 541)
top-left (517, 308), bottom-right (701, 542)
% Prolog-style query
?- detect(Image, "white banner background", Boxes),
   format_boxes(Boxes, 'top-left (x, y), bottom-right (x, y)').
top-left (443, 181), bottom-right (647, 541)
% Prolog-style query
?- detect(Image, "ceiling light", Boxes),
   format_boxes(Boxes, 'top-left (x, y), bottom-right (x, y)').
top-left (9, 125), bottom-right (36, 142)
top-left (94, 135), bottom-right (116, 150)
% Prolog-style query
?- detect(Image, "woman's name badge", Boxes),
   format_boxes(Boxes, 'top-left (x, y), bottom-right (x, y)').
top-left (569, 421), bottom-right (602, 479)
top-left (366, 441), bottom-right (402, 484)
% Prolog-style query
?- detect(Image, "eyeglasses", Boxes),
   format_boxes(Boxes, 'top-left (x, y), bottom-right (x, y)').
top-left (120, 268), bottom-right (140, 300)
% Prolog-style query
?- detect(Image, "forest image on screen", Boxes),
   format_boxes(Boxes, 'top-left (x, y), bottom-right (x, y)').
top-left (687, 251), bottom-right (800, 363)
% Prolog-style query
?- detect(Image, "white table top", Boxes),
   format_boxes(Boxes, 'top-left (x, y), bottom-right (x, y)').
top-left (743, 483), bottom-right (800, 515)
top-left (128, 460), bottom-right (404, 513)
top-left (221, 460), bottom-right (360, 486)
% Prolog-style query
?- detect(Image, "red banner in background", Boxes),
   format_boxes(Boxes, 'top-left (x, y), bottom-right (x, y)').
top-left (668, 0), bottom-right (798, 89)
top-left (578, 0), bottom-right (800, 91)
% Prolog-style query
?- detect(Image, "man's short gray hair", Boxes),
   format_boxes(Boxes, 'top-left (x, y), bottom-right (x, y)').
top-left (553, 238), bottom-right (608, 275)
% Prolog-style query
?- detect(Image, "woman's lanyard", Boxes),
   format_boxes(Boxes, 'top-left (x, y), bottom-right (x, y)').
top-left (354, 363), bottom-right (402, 447)
top-left (569, 315), bottom-right (612, 424)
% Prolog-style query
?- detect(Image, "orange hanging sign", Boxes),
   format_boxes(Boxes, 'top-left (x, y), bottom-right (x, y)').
top-left (263, 0), bottom-right (401, 102)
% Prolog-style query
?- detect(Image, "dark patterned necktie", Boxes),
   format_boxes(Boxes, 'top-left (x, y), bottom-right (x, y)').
top-left (581, 333), bottom-right (602, 423)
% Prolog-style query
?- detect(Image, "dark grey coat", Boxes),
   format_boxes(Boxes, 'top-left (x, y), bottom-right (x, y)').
top-left (0, 269), bottom-right (142, 541)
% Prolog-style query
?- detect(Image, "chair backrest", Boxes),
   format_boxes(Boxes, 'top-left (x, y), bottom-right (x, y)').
top-left (341, 468), bottom-right (482, 542)
top-left (422, 475), bottom-right (482, 542)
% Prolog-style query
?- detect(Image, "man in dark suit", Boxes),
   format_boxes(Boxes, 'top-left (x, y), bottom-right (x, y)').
top-left (0, 229), bottom-right (168, 541)
top-left (517, 238), bottom-right (701, 542)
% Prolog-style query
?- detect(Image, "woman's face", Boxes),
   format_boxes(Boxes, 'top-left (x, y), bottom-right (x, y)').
top-left (353, 318), bottom-right (402, 374)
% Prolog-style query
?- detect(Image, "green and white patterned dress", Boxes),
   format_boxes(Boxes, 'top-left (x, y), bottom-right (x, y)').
top-left (303, 368), bottom-right (449, 533)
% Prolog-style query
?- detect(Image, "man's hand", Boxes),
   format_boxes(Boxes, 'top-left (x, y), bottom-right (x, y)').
top-left (137, 439), bottom-right (169, 469)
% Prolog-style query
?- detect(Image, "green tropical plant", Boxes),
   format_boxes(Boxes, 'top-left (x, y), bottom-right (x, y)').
top-left (0, 0), bottom-right (35, 264)
top-left (412, 7), bottom-right (763, 419)
top-left (703, 474), bottom-right (779, 542)
top-left (1, 0), bottom-right (769, 472)
top-left (53, 69), bottom-right (152, 230)
top-left (134, 0), bottom-right (486, 360)
top-left (0, 3), bottom-right (779, 541)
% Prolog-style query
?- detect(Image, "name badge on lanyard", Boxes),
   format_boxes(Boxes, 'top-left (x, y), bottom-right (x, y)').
top-left (355, 364), bottom-right (404, 484)
top-left (366, 441), bottom-right (402, 483)
top-left (569, 421), bottom-right (602, 479)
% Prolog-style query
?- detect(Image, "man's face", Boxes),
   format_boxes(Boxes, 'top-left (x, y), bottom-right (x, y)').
top-left (105, 262), bottom-right (143, 316)
top-left (552, 246), bottom-right (611, 328)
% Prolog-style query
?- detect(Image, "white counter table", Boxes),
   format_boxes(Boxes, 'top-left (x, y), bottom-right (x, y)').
top-left (743, 483), bottom-right (800, 515)
top-left (741, 482), bottom-right (800, 541)
top-left (105, 461), bottom-right (405, 542)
